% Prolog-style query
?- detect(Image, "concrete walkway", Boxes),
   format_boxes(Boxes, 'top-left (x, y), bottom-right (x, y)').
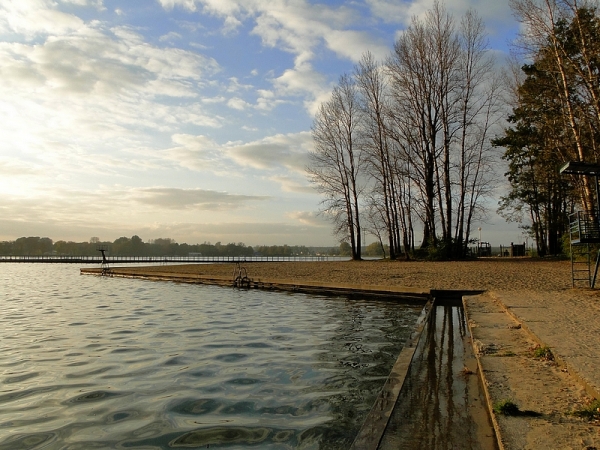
top-left (465, 290), bottom-right (600, 450)
top-left (493, 289), bottom-right (600, 399)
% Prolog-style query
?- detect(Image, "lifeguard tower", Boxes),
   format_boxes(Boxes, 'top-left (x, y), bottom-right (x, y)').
top-left (560, 162), bottom-right (600, 287)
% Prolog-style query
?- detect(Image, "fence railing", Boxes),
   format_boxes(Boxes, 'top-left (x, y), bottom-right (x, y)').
top-left (468, 244), bottom-right (531, 257)
top-left (570, 211), bottom-right (600, 243)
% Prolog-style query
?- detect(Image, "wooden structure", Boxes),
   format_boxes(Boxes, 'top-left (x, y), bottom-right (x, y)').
top-left (560, 162), bottom-right (600, 287)
top-left (96, 244), bottom-right (111, 276)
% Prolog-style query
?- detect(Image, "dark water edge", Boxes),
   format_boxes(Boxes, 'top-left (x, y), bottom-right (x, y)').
top-left (378, 302), bottom-right (498, 450)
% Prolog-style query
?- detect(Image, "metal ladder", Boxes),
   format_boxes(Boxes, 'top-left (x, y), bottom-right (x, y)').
top-left (570, 241), bottom-right (591, 287)
top-left (569, 211), bottom-right (600, 287)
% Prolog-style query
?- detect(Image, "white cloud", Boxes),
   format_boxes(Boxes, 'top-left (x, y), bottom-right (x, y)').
top-left (0, 25), bottom-right (220, 97)
top-left (159, 31), bottom-right (183, 42)
top-left (60, 0), bottom-right (105, 9)
top-left (163, 134), bottom-right (228, 172)
top-left (256, 89), bottom-right (285, 111)
top-left (324, 29), bottom-right (389, 62)
top-left (226, 77), bottom-right (253, 93)
top-left (136, 187), bottom-right (270, 210)
top-left (158, 0), bottom-right (199, 12)
top-left (272, 64), bottom-right (330, 115)
top-left (202, 96), bottom-right (227, 104)
top-left (0, 1), bottom-right (85, 38)
top-left (287, 210), bottom-right (328, 227)
top-left (366, 0), bottom-right (514, 41)
top-left (225, 131), bottom-right (313, 173)
top-left (180, 0), bottom-right (244, 20)
top-left (0, 158), bottom-right (41, 176)
top-left (0, 14), bottom-right (224, 179)
top-left (227, 97), bottom-right (250, 110)
top-left (365, 0), bottom-right (412, 24)
top-left (155, 0), bottom-right (387, 115)
top-left (163, 131), bottom-right (314, 176)
top-left (269, 175), bottom-right (315, 194)
top-left (273, 63), bottom-right (321, 95)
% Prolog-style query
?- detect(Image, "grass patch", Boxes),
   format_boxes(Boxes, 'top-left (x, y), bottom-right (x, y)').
top-left (571, 399), bottom-right (600, 420)
top-left (492, 350), bottom-right (516, 357)
top-left (532, 345), bottom-right (554, 361)
top-left (493, 399), bottom-right (520, 416)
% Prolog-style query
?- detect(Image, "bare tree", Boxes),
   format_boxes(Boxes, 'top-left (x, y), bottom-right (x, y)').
top-left (454, 10), bottom-right (502, 253)
top-left (308, 3), bottom-right (499, 259)
top-left (355, 52), bottom-right (403, 259)
top-left (387, 3), bottom-right (499, 257)
top-left (307, 74), bottom-right (364, 259)
top-left (392, 151), bottom-right (417, 255)
top-left (363, 193), bottom-right (389, 258)
top-left (387, 2), bottom-right (458, 250)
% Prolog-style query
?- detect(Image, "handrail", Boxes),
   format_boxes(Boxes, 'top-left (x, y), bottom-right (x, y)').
top-left (570, 211), bottom-right (600, 241)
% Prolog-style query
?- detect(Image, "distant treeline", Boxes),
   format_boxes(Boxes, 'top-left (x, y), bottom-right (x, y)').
top-left (0, 236), bottom-right (351, 257)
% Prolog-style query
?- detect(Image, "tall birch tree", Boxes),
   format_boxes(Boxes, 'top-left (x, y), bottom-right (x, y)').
top-left (510, 0), bottom-right (600, 214)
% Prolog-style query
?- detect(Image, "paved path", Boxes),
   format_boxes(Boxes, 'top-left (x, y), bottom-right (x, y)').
top-left (465, 291), bottom-right (600, 449)
top-left (493, 289), bottom-right (600, 398)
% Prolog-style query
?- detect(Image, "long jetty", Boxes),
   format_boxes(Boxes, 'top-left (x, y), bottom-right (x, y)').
top-left (0, 255), bottom-right (338, 264)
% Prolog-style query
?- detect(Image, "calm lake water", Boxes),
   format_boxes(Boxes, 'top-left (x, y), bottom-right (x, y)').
top-left (0, 264), bottom-right (423, 449)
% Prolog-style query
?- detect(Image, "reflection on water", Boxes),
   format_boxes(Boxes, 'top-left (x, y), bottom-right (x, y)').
top-left (378, 303), bottom-right (498, 450)
top-left (0, 264), bottom-right (422, 449)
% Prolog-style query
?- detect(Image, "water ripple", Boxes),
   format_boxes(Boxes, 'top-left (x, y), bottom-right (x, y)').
top-left (0, 264), bottom-right (423, 449)
top-left (3, 372), bottom-right (40, 384)
top-left (170, 426), bottom-right (271, 447)
top-left (0, 432), bottom-right (57, 450)
top-left (65, 389), bottom-right (128, 404)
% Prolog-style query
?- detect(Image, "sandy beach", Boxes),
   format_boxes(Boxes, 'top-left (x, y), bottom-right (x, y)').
top-left (99, 258), bottom-right (600, 449)
top-left (115, 257), bottom-right (573, 292)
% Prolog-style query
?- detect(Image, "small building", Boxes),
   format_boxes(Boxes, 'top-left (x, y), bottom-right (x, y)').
top-left (510, 243), bottom-right (525, 257)
top-left (477, 242), bottom-right (491, 257)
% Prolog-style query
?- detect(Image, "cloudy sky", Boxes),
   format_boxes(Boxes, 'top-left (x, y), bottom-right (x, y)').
top-left (0, 0), bottom-right (524, 246)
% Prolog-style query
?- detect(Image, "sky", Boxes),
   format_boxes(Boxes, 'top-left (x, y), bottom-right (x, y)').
top-left (0, 0), bottom-right (526, 247)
